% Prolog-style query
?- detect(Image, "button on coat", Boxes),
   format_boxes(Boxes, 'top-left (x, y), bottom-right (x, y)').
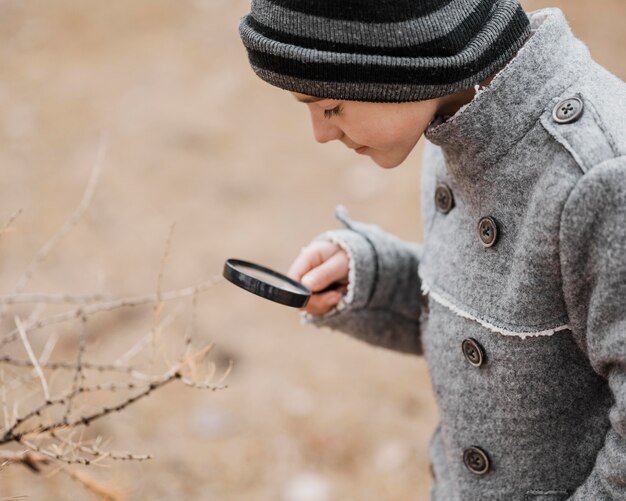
top-left (462, 338), bottom-right (485, 367)
top-left (478, 216), bottom-right (499, 248)
top-left (463, 447), bottom-right (491, 475)
top-left (435, 183), bottom-right (454, 214)
top-left (552, 96), bottom-right (584, 124)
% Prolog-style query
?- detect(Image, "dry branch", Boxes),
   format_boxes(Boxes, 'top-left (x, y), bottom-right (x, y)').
top-left (0, 450), bottom-right (50, 472)
top-left (0, 293), bottom-right (108, 305)
top-left (14, 315), bottom-right (50, 402)
top-left (0, 138), bottom-right (232, 499)
top-left (0, 275), bottom-right (223, 349)
top-left (63, 315), bottom-right (87, 423)
top-left (1, 344), bottom-right (230, 448)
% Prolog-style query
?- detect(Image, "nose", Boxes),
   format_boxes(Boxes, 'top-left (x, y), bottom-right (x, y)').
top-left (309, 109), bottom-right (343, 144)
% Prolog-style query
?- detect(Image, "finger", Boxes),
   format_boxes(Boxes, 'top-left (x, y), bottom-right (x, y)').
top-left (301, 249), bottom-right (349, 292)
top-left (288, 240), bottom-right (339, 280)
top-left (303, 291), bottom-right (343, 316)
top-left (287, 240), bottom-right (340, 282)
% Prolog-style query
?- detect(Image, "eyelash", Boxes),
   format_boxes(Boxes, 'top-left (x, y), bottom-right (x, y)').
top-left (323, 105), bottom-right (343, 119)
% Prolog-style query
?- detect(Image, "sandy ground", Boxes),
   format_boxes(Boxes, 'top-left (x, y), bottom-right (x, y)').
top-left (0, 1), bottom-right (623, 500)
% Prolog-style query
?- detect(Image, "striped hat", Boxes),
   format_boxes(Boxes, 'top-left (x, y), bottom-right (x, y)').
top-left (239, 0), bottom-right (531, 102)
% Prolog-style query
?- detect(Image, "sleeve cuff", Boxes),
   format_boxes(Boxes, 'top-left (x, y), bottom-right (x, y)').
top-left (299, 227), bottom-right (378, 322)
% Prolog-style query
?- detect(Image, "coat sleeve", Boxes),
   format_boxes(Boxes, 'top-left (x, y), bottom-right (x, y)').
top-left (559, 157), bottom-right (626, 500)
top-left (301, 206), bottom-right (423, 355)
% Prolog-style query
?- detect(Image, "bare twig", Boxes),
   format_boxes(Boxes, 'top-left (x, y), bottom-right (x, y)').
top-left (181, 342), bottom-right (214, 383)
top-left (39, 331), bottom-right (59, 366)
top-left (0, 450), bottom-right (49, 472)
top-left (1, 369), bottom-right (10, 431)
top-left (61, 466), bottom-right (126, 501)
top-left (2, 377), bottom-right (169, 443)
top-left (15, 139), bottom-right (106, 294)
top-left (152, 223), bottom-right (176, 359)
top-left (1, 275), bottom-right (223, 349)
top-left (0, 209), bottom-right (22, 240)
top-left (64, 315), bottom-right (88, 422)
top-left (182, 293), bottom-right (198, 358)
top-left (0, 293), bottom-right (107, 305)
top-left (1, 341), bottom-right (229, 448)
top-left (114, 303), bottom-right (184, 366)
top-left (0, 355), bottom-right (175, 383)
top-left (14, 316), bottom-right (50, 403)
top-left (156, 223), bottom-right (176, 305)
top-left (2, 396), bottom-right (67, 442)
top-left (0, 356), bottom-right (137, 375)
top-left (180, 377), bottom-right (230, 391)
top-left (50, 431), bottom-right (151, 463)
top-left (179, 346), bottom-right (232, 390)
top-left (27, 368), bottom-right (180, 440)
top-left (22, 438), bottom-right (96, 466)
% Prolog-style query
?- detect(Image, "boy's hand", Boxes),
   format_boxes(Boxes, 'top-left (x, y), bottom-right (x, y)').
top-left (287, 240), bottom-right (349, 316)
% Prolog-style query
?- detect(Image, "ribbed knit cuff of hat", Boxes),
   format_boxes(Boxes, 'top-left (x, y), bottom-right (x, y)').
top-left (239, 0), bottom-right (531, 103)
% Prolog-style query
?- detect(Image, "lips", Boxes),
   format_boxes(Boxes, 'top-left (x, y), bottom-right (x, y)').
top-left (355, 146), bottom-right (368, 154)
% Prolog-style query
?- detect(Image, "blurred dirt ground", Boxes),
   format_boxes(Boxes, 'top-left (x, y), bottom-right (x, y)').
top-left (0, 1), bottom-right (624, 500)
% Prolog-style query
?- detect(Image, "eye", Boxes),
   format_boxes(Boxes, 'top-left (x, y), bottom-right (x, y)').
top-left (323, 105), bottom-right (343, 119)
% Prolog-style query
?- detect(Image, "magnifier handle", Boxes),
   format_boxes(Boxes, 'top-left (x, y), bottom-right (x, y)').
top-left (314, 281), bottom-right (349, 294)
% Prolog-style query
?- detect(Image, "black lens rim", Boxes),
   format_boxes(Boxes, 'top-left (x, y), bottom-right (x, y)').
top-left (223, 258), bottom-right (311, 308)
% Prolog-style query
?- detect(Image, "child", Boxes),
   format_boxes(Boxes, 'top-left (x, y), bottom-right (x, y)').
top-left (239, 1), bottom-right (626, 499)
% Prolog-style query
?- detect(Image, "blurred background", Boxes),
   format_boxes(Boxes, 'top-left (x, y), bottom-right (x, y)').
top-left (0, 1), bottom-right (623, 499)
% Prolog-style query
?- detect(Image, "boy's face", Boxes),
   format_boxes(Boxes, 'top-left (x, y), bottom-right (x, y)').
top-left (293, 92), bottom-right (440, 168)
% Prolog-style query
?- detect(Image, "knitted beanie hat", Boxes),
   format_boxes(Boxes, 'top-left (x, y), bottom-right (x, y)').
top-left (239, 0), bottom-right (531, 102)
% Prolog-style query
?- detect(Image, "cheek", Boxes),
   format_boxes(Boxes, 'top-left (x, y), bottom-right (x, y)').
top-left (369, 117), bottom-right (431, 150)
top-left (369, 127), bottom-right (422, 153)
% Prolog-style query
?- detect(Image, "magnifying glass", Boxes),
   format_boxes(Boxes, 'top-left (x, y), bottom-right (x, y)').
top-left (223, 258), bottom-right (343, 308)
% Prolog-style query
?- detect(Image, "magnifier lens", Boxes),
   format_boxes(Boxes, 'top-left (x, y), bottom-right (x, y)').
top-left (223, 259), bottom-right (311, 308)
top-left (230, 263), bottom-right (305, 294)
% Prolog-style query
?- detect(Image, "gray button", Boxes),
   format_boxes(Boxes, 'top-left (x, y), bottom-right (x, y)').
top-left (478, 216), bottom-right (498, 248)
top-left (462, 338), bottom-right (485, 367)
top-left (435, 183), bottom-right (454, 214)
top-left (463, 447), bottom-right (490, 475)
top-left (552, 97), bottom-right (584, 124)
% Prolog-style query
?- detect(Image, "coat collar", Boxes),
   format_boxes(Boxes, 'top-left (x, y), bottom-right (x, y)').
top-left (424, 8), bottom-right (591, 177)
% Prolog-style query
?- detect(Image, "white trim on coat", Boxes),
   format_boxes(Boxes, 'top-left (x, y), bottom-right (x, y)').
top-left (421, 280), bottom-right (570, 340)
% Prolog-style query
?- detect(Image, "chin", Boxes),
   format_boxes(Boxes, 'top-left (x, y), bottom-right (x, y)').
top-left (370, 152), bottom-right (408, 169)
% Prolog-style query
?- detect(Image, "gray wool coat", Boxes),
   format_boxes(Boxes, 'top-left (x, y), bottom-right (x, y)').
top-left (303, 8), bottom-right (626, 501)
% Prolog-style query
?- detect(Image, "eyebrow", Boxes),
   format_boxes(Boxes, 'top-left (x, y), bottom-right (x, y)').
top-left (294, 95), bottom-right (325, 104)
